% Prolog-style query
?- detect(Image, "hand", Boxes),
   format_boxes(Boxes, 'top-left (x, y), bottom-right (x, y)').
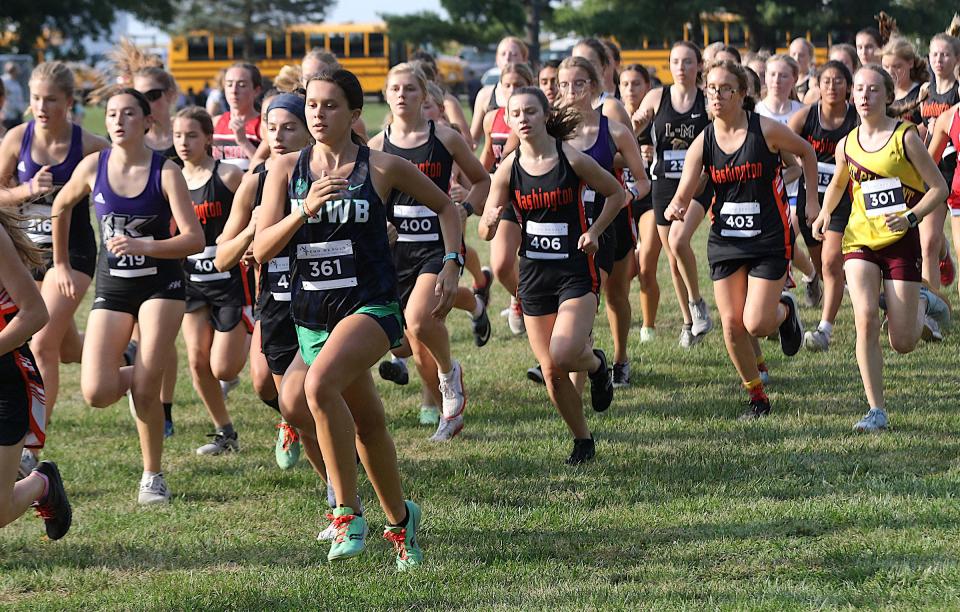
top-left (665, 202), bottom-right (687, 221)
top-left (55, 263), bottom-right (77, 299)
top-left (304, 173), bottom-right (349, 217)
top-left (448, 183), bottom-right (469, 202)
top-left (804, 197), bottom-right (821, 226)
top-left (640, 145), bottom-right (654, 166)
top-left (811, 213), bottom-right (829, 242)
top-left (578, 229), bottom-right (599, 255)
top-left (242, 246), bottom-right (256, 267)
top-left (106, 235), bottom-right (148, 257)
top-left (30, 165), bottom-right (54, 197)
top-left (478, 203), bottom-right (503, 240)
top-left (431, 262), bottom-right (459, 318)
top-left (386, 222), bottom-right (398, 246)
top-left (456, 202), bottom-right (469, 224)
top-left (229, 114), bottom-right (249, 144)
top-left (884, 212), bottom-right (910, 233)
top-left (245, 207), bottom-right (260, 235)
top-left (632, 106), bottom-right (654, 129)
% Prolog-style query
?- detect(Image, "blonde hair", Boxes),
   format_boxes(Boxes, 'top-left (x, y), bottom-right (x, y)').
top-left (498, 36), bottom-right (529, 61)
top-left (0, 209), bottom-right (43, 268)
top-left (273, 65), bottom-right (303, 93)
top-left (385, 62), bottom-right (429, 98)
top-left (767, 54), bottom-right (800, 80)
top-left (425, 82), bottom-right (446, 112)
top-left (500, 62), bottom-right (535, 86)
top-left (881, 37), bottom-right (929, 83)
top-left (558, 56), bottom-right (600, 92)
top-left (30, 61), bottom-right (75, 98)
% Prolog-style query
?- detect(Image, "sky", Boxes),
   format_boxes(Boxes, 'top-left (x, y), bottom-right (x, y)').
top-left (327, 0), bottom-right (445, 22)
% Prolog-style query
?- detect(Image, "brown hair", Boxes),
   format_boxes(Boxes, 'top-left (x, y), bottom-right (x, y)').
top-left (227, 63), bottom-right (263, 90)
top-left (273, 65), bottom-right (303, 93)
top-left (558, 56), bottom-right (600, 94)
top-left (881, 37), bottom-right (929, 83)
top-left (830, 43), bottom-right (861, 72)
top-left (705, 60), bottom-right (757, 111)
top-left (510, 87), bottom-right (580, 140)
top-left (500, 62), bottom-right (535, 86)
top-left (0, 209), bottom-right (43, 268)
top-left (174, 105), bottom-right (214, 135)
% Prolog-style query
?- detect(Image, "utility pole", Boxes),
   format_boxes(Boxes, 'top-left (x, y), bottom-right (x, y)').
top-left (526, 0), bottom-right (541, 64)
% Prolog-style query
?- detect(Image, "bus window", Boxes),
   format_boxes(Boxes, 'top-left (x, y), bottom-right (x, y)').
top-left (309, 33), bottom-right (326, 52)
top-left (329, 33), bottom-right (345, 57)
top-left (349, 33), bottom-right (364, 57)
top-left (369, 33), bottom-right (385, 57)
top-left (291, 32), bottom-right (306, 59)
top-left (232, 36), bottom-right (246, 59)
top-left (213, 36), bottom-right (229, 60)
top-left (187, 36), bottom-right (209, 60)
top-left (251, 34), bottom-right (267, 59)
top-left (270, 34), bottom-right (287, 59)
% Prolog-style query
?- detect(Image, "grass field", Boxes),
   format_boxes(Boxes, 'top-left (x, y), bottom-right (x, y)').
top-left (3, 105), bottom-right (960, 609)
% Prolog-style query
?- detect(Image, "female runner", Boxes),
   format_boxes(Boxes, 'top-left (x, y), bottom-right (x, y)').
top-left (789, 61), bottom-right (859, 352)
top-left (479, 87), bottom-right (621, 463)
top-left (0, 207), bottom-right (71, 540)
top-left (173, 106), bottom-right (250, 455)
top-left (667, 60), bottom-right (817, 419)
top-left (0, 62), bottom-right (108, 472)
top-left (881, 37), bottom-right (926, 125)
top-left (212, 63), bottom-right (262, 170)
top-left (789, 38), bottom-right (816, 100)
top-left (51, 88), bottom-right (204, 504)
top-left (369, 63), bottom-right (491, 441)
top-left (254, 69), bottom-right (461, 568)
top-left (619, 63), bottom-right (659, 342)
top-left (556, 56), bottom-right (649, 386)
top-left (813, 65), bottom-right (949, 431)
top-left (631, 41), bottom-right (715, 347)
top-left (469, 36), bottom-right (528, 146)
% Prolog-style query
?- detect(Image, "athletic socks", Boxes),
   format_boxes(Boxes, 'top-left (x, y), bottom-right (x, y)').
top-left (756, 356), bottom-right (769, 376)
top-left (817, 320), bottom-right (833, 336)
top-left (472, 295), bottom-right (484, 319)
top-left (262, 397), bottom-right (281, 414)
top-left (743, 377), bottom-right (768, 403)
top-left (217, 423), bottom-right (236, 437)
top-left (163, 402), bottom-right (173, 422)
top-left (388, 506), bottom-right (410, 528)
top-left (29, 470), bottom-right (50, 503)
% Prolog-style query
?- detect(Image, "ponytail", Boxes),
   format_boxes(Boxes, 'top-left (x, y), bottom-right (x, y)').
top-left (511, 86), bottom-right (580, 140)
top-left (0, 209), bottom-right (43, 268)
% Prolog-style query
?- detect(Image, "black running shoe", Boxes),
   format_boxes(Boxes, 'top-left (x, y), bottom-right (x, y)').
top-left (778, 292), bottom-right (803, 357)
top-left (471, 306), bottom-right (491, 347)
top-left (378, 359), bottom-right (409, 385)
top-left (589, 349), bottom-right (613, 412)
top-left (565, 436), bottom-right (596, 465)
top-left (123, 340), bottom-right (138, 367)
top-left (526, 364), bottom-right (545, 385)
top-left (32, 461), bottom-right (72, 540)
top-left (738, 398), bottom-right (771, 420)
top-left (473, 266), bottom-right (493, 308)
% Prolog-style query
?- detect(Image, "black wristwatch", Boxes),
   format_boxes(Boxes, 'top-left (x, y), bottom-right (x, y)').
top-left (460, 202), bottom-right (475, 217)
top-left (905, 210), bottom-right (920, 228)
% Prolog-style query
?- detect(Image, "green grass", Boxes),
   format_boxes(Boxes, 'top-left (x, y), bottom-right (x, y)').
top-left (6, 105), bottom-right (959, 609)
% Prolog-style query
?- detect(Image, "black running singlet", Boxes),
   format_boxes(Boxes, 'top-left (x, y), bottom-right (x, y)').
top-left (651, 87), bottom-right (710, 184)
top-left (184, 162), bottom-right (241, 286)
top-left (921, 77), bottom-right (960, 181)
top-left (798, 103), bottom-right (859, 204)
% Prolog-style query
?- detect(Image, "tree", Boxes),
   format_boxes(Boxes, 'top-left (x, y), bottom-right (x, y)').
top-left (0, 0), bottom-right (176, 58)
top-left (173, 0), bottom-right (333, 61)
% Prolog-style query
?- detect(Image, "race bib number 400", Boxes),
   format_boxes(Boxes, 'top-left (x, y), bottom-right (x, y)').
top-left (296, 240), bottom-right (358, 291)
top-left (525, 221), bottom-right (569, 260)
top-left (718, 201), bottom-right (761, 238)
top-left (186, 245), bottom-right (231, 282)
top-left (861, 178), bottom-right (907, 217)
top-left (393, 205), bottom-right (440, 243)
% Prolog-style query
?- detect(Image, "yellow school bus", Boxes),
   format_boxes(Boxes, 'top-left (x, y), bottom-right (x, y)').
top-left (167, 23), bottom-right (405, 94)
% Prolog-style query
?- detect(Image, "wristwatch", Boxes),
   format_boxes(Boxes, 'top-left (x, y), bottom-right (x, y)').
top-left (442, 251), bottom-right (464, 267)
top-left (905, 210), bottom-right (919, 228)
top-left (460, 202), bottom-right (475, 217)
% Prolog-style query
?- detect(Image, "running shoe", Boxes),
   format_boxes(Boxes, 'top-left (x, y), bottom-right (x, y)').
top-left (17, 448), bottom-right (38, 481)
top-left (612, 361), bottom-right (630, 388)
top-left (758, 368), bottom-right (770, 386)
top-left (508, 297), bottom-right (525, 335)
top-left (922, 316), bottom-right (944, 342)
top-left (920, 286), bottom-right (951, 329)
top-left (127, 390), bottom-right (137, 420)
top-left (689, 298), bottom-right (714, 337)
top-left (123, 340), bottom-right (138, 366)
top-left (679, 324), bottom-right (703, 348)
top-left (317, 513), bottom-right (338, 541)
top-left (853, 407), bottom-right (888, 433)
top-left (639, 327), bottom-right (656, 343)
top-left (565, 437), bottom-right (596, 465)
top-left (589, 349), bottom-right (613, 413)
top-left (164, 420), bottom-right (175, 438)
top-left (383, 500), bottom-right (424, 571)
top-left (941, 246), bottom-right (956, 287)
top-left (327, 507), bottom-right (368, 561)
top-left (378, 357), bottom-right (409, 385)
top-left (804, 328), bottom-right (831, 352)
top-left (473, 266), bottom-right (494, 308)
top-left (439, 361), bottom-right (465, 418)
top-left (803, 273), bottom-right (823, 308)
top-left (738, 397), bottom-right (771, 420)
top-left (778, 292), bottom-right (803, 356)
top-left (138, 472), bottom-right (171, 505)
top-left (275, 421), bottom-right (300, 470)
top-left (418, 405), bottom-right (440, 426)
top-left (220, 377), bottom-right (240, 400)
top-left (196, 431), bottom-right (240, 455)
top-left (471, 305), bottom-right (491, 347)
top-left (430, 413), bottom-right (464, 442)
top-left (526, 364), bottom-right (545, 385)
top-left (32, 461), bottom-right (71, 540)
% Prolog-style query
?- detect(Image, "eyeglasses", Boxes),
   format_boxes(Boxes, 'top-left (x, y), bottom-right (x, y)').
top-left (705, 84), bottom-right (737, 98)
top-left (141, 88), bottom-right (165, 102)
top-left (558, 79), bottom-right (590, 91)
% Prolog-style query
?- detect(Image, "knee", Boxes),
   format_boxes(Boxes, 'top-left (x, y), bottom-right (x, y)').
top-left (921, 231), bottom-right (942, 253)
top-left (406, 311), bottom-right (438, 341)
top-left (854, 310), bottom-right (880, 339)
top-left (304, 372), bottom-right (340, 412)
top-left (354, 410), bottom-right (387, 441)
top-left (888, 329), bottom-right (918, 354)
top-left (549, 344), bottom-right (581, 374)
top-left (210, 358), bottom-right (240, 382)
top-left (187, 348), bottom-right (212, 378)
top-left (721, 315), bottom-right (748, 340)
top-left (82, 383), bottom-right (117, 409)
top-left (744, 313), bottom-right (777, 338)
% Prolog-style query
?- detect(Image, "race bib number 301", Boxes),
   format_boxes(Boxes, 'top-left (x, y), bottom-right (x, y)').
top-left (861, 178), bottom-right (907, 218)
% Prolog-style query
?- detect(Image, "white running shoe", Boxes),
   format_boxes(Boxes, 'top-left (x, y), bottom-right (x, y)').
top-left (689, 298), bottom-right (713, 337)
top-left (853, 408), bottom-right (888, 433)
top-left (17, 448), bottom-right (38, 481)
top-left (439, 360), bottom-right (466, 420)
top-left (922, 316), bottom-right (944, 342)
top-left (804, 328), bottom-right (831, 352)
top-left (220, 377), bottom-right (240, 399)
top-left (507, 297), bottom-right (525, 335)
top-left (196, 432), bottom-right (240, 455)
top-left (679, 325), bottom-right (702, 348)
top-left (430, 413), bottom-right (464, 442)
top-left (639, 327), bottom-right (656, 343)
top-left (138, 472), bottom-right (172, 505)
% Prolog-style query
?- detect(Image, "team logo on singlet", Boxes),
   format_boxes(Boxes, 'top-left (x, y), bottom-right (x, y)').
top-left (295, 178), bottom-right (309, 197)
top-left (101, 213), bottom-right (158, 239)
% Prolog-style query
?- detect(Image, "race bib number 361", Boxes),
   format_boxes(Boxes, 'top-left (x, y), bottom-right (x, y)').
top-left (297, 240), bottom-right (358, 291)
